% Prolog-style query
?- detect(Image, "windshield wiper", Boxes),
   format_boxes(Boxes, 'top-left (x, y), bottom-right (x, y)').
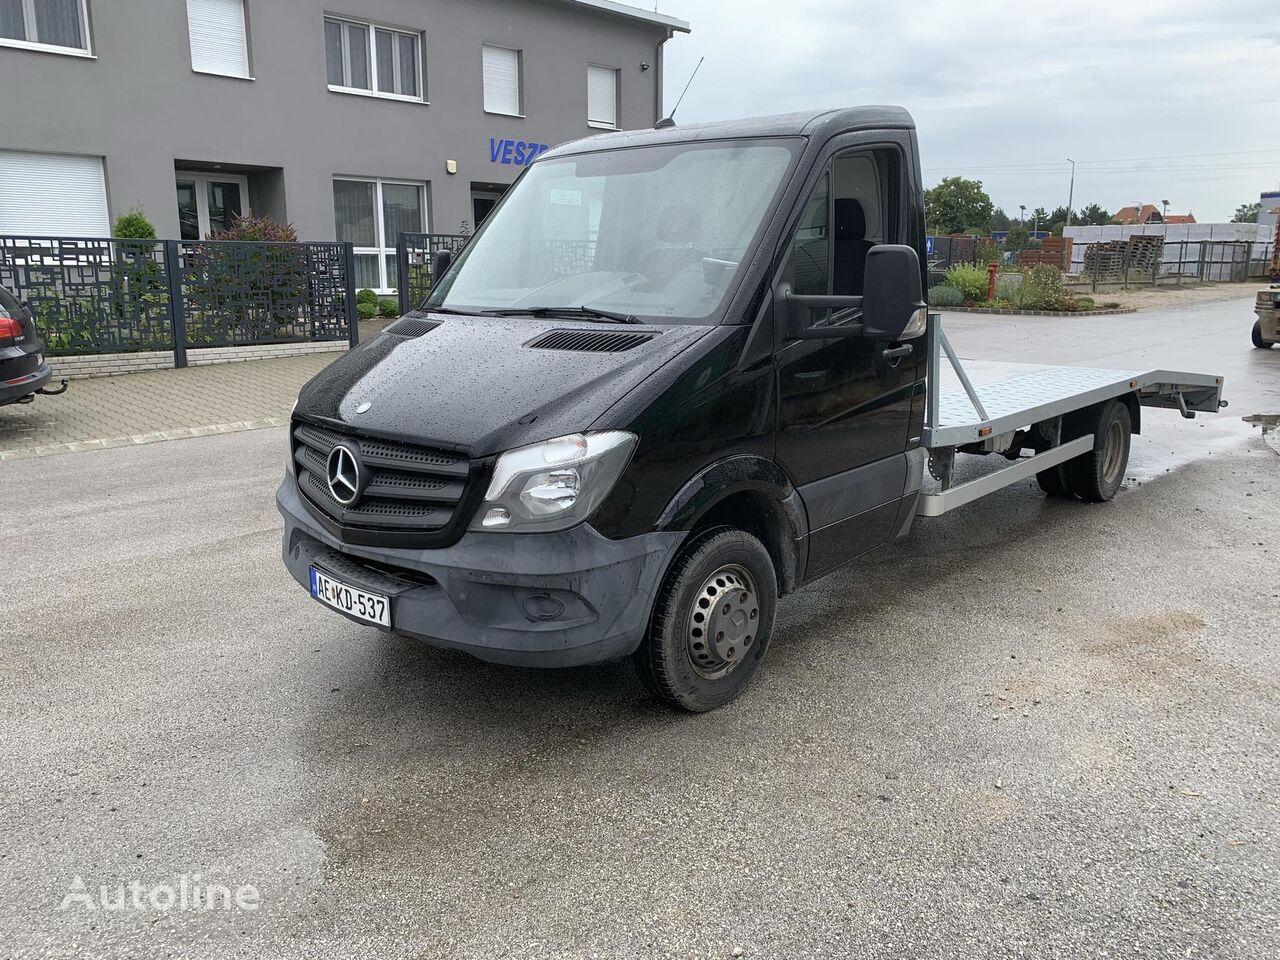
top-left (483, 305), bottom-right (641, 324)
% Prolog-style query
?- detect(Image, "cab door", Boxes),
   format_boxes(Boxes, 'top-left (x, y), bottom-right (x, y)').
top-left (774, 139), bottom-right (922, 580)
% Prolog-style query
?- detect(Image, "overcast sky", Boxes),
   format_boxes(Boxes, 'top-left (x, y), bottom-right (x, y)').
top-left (658, 0), bottom-right (1280, 223)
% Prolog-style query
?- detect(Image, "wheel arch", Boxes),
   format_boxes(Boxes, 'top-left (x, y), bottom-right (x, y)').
top-left (656, 455), bottom-right (808, 595)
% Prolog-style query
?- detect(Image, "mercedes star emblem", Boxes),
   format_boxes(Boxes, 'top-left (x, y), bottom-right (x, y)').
top-left (356, 401), bottom-right (372, 414)
top-left (326, 444), bottom-right (363, 506)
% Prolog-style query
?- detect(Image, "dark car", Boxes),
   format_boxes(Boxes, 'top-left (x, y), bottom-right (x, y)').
top-left (0, 285), bottom-right (57, 406)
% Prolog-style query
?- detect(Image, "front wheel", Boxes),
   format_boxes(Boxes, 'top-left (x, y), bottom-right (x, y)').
top-left (632, 527), bottom-right (778, 712)
top-left (1254, 319), bottom-right (1276, 349)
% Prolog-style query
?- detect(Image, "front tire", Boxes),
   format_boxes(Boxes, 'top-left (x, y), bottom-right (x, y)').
top-left (633, 527), bottom-right (778, 712)
top-left (1254, 319), bottom-right (1276, 349)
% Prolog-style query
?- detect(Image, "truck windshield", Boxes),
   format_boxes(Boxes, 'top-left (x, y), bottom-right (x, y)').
top-left (427, 138), bottom-right (799, 323)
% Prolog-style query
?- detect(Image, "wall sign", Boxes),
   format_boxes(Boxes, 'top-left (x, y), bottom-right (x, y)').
top-left (489, 138), bottom-right (550, 166)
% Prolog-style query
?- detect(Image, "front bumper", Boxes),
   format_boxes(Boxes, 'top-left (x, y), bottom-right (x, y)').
top-left (277, 473), bottom-right (684, 667)
top-left (0, 361), bottom-right (51, 405)
top-left (1257, 304), bottom-right (1279, 342)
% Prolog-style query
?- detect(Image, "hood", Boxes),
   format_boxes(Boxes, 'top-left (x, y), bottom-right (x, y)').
top-left (295, 312), bottom-right (714, 457)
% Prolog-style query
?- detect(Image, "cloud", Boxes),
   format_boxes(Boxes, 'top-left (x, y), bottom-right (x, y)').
top-left (660, 0), bottom-right (1280, 220)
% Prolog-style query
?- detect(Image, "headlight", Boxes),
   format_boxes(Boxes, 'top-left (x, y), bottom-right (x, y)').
top-left (471, 431), bottom-right (637, 533)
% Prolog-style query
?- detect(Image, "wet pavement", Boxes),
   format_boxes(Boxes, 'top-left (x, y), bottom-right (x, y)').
top-left (1, 294), bottom-right (1276, 959)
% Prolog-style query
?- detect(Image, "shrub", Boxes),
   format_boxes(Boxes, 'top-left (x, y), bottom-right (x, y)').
top-left (377, 298), bottom-right (399, 318)
top-left (213, 213), bottom-right (298, 242)
top-left (928, 284), bottom-right (964, 307)
top-left (356, 301), bottom-right (378, 320)
top-left (112, 209), bottom-right (156, 239)
top-left (1102, 301), bottom-right (1121, 309)
top-left (994, 275), bottom-right (1021, 301)
top-left (973, 239), bottom-right (1001, 267)
top-left (1013, 264), bottom-right (1066, 310)
top-left (356, 288), bottom-right (379, 305)
top-left (943, 263), bottom-right (989, 302)
top-left (1074, 296), bottom-right (1095, 311)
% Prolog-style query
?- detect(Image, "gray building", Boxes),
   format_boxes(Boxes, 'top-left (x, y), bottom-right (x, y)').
top-left (0, 0), bottom-right (688, 290)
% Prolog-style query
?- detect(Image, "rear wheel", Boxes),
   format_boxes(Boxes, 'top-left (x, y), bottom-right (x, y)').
top-left (1067, 399), bottom-right (1132, 503)
top-left (1254, 319), bottom-right (1276, 349)
top-left (1036, 463), bottom-right (1075, 498)
top-left (633, 527), bottom-right (777, 712)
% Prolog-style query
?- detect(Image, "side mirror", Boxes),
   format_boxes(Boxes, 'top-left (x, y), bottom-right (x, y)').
top-left (862, 244), bottom-right (926, 340)
top-left (432, 249), bottom-right (453, 288)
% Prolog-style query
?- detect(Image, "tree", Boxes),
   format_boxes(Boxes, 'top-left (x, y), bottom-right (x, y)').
top-left (925, 177), bottom-right (994, 235)
top-left (1004, 222), bottom-right (1033, 251)
top-left (991, 208), bottom-right (1011, 231)
top-left (1232, 201), bottom-right (1260, 224)
top-left (1030, 207), bottom-right (1050, 230)
top-left (1077, 203), bottom-right (1111, 226)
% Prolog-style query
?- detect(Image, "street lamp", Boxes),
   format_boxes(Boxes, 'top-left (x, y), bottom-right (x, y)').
top-left (1161, 199), bottom-right (1170, 222)
top-left (1066, 158), bottom-right (1076, 227)
top-left (1019, 204), bottom-right (1026, 224)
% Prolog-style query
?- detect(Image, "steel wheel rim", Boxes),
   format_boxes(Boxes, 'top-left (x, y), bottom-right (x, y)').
top-left (686, 563), bottom-right (759, 680)
top-left (1102, 418), bottom-right (1126, 485)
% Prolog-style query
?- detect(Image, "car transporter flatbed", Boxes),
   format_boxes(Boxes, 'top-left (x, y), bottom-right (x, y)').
top-left (917, 314), bottom-right (1226, 517)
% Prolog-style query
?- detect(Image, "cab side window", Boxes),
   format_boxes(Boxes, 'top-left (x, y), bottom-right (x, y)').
top-left (784, 149), bottom-right (897, 300)
top-left (788, 171), bottom-right (829, 296)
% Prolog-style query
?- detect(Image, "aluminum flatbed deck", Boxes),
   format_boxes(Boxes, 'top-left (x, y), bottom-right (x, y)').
top-left (916, 316), bottom-right (1226, 517)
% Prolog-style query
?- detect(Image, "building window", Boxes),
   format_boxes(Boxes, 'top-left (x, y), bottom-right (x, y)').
top-left (175, 171), bottom-right (250, 240)
top-left (0, 0), bottom-right (91, 55)
top-left (333, 177), bottom-right (426, 292)
top-left (325, 16), bottom-right (422, 101)
top-left (482, 44), bottom-right (521, 116)
top-left (587, 64), bottom-right (619, 129)
top-left (0, 150), bottom-right (109, 236)
top-left (186, 0), bottom-right (250, 79)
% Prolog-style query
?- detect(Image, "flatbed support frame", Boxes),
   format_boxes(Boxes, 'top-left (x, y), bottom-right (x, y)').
top-left (916, 314), bottom-right (1225, 517)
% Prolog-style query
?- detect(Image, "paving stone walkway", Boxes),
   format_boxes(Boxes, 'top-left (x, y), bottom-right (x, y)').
top-left (0, 353), bottom-right (337, 460)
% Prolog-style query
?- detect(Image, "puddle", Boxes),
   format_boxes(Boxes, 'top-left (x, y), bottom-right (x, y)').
top-left (1125, 411), bottom-right (1278, 483)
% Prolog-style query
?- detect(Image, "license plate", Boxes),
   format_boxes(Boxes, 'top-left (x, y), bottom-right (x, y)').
top-left (309, 567), bottom-right (391, 628)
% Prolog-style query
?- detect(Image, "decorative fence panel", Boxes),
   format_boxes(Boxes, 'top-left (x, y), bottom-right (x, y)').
top-left (0, 236), bottom-right (173, 354)
top-left (175, 240), bottom-right (353, 348)
top-left (0, 235), bottom-right (357, 364)
top-left (396, 232), bottom-right (470, 315)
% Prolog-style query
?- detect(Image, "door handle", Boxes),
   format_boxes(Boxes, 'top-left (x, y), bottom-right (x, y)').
top-left (881, 343), bottom-right (913, 360)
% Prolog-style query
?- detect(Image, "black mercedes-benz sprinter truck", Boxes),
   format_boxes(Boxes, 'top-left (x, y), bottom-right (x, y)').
top-left (278, 106), bottom-right (934, 711)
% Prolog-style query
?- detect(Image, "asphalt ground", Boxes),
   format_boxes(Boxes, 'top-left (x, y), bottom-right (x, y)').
top-left (1, 294), bottom-right (1276, 959)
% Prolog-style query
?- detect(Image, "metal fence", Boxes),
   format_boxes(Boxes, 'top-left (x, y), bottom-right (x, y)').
top-left (395, 232), bottom-right (470, 316)
top-left (0, 235), bottom-right (357, 364)
top-left (1074, 237), bottom-right (1273, 289)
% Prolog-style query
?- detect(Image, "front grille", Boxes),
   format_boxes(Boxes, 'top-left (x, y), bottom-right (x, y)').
top-left (292, 421), bottom-right (472, 536)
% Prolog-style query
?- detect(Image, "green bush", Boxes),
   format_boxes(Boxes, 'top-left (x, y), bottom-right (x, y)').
top-left (213, 213), bottom-right (298, 242)
top-left (112, 208), bottom-right (156, 239)
top-left (356, 301), bottom-right (378, 320)
top-left (943, 263), bottom-right (990, 302)
top-left (356, 288), bottom-right (379, 305)
top-left (927, 284), bottom-right (965, 307)
top-left (1074, 296), bottom-right (1096, 311)
top-left (994, 275), bottom-right (1021, 301)
top-left (376, 298), bottom-right (399, 318)
top-left (1012, 264), bottom-right (1066, 310)
top-left (973, 239), bottom-right (1001, 267)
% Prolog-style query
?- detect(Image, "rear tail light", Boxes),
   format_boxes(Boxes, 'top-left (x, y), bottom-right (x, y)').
top-left (0, 313), bottom-right (21, 339)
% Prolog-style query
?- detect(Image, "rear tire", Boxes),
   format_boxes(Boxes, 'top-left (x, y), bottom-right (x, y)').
top-left (1067, 399), bottom-right (1131, 503)
top-left (1254, 319), bottom-right (1276, 349)
top-left (1036, 464), bottom-right (1075, 498)
top-left (632, 527), bottom-right (777, 713)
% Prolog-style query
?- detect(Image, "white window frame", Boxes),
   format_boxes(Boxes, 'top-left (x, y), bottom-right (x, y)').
top-left (175, 170), bottom-right (251, 240)
top-left (333, 176), bottom-right (428, 293)
top-left (325, 15), bottom-right (425, 104)
top-left (586, 63), bottom-right (619, 130)
top-left (481, 43), bottom-right (523, 118)
top-left (0, 0), bottom-right (93, 57)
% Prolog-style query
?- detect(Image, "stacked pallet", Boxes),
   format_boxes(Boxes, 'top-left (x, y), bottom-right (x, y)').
top-left (1083, 241), bottom-right (1128, 280)
top-left (1125, 235), bottom-right (1164, 276)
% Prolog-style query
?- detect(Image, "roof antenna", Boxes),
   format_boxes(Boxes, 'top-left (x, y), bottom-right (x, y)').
top-left (655, 56), bottom-right (702, 129)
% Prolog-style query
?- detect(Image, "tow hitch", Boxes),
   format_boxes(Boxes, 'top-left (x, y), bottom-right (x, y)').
top-left (37, 379), bottom-right (69, 396)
